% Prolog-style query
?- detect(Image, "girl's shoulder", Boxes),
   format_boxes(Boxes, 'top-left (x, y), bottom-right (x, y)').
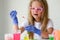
top-left (48, 19), bottom-right (53, 24)
top-left (47, 19), bottom-right (54, 28)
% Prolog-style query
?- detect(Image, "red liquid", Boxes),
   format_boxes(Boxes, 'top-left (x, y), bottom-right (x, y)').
top-left (13, 33), bottom-right (20, 40)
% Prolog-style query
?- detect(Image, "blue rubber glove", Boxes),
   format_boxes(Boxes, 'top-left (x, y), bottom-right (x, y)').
top-left (10, 10), bottom-right (18, 25)
top-left (25, 25), bottom-right (41, 35)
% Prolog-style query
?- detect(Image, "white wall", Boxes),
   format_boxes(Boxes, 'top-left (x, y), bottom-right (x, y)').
top-left (47, 0), bottom-right (60, 29)
top-left (0, 0), bottom-right (60, 40)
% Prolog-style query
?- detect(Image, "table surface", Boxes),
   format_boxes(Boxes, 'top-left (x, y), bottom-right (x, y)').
top-left (21, 31), bottom-right (49, 40)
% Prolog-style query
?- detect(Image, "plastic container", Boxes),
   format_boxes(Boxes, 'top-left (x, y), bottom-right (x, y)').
top-left (49, 34), bottom-right (54, 40)
top-left (13, 30), bottom-right (21, 40)
top-left (24, 31), bottom-right (29, 40)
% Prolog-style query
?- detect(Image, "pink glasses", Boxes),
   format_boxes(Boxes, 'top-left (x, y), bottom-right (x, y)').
top-left (30, 7), bottom-right (44, 12)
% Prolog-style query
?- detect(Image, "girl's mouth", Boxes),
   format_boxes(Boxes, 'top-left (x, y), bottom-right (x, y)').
top-left (34, 14), bottom-right (38, 16)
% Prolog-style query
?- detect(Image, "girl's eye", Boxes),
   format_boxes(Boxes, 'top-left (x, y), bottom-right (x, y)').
top-left (31, 8), bottom-right (35, 10)
top-left (30, 7), bottom-right (43, 11)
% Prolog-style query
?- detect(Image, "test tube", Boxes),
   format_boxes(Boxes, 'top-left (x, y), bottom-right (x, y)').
top-left (49, 34), bottom-right (54, 40)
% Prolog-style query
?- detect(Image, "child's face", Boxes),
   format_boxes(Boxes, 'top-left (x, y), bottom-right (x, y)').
top-left (30, 1), bottom-right (44, 21)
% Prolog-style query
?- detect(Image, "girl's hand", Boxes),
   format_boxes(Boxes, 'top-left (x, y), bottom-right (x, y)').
top-left (25, 25), bottom-right (41, 35)
top-left (19, 27), bottom-right (25, 33)
top-left (47, 27), bottom-right (53, 34)
top-left (10, 10), bottom-right (18, 25)
top-left (41, 32), bottom-right (49, 39)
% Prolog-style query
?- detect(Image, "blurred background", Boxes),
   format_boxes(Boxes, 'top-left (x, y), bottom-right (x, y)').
top-left (0, 0), bottom-right (60, 40)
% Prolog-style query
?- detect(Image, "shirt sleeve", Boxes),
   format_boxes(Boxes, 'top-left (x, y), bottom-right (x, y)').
top-left (47, 19), bottom-right (54, 29)
top-left (20, 19), bottom-right (29, 27)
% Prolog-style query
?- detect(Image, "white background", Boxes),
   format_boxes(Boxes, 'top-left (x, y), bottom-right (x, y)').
top-left (0, 0), bottom-right (60, 40)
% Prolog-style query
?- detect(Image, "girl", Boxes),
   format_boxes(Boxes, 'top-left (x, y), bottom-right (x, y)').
top-left (10, 0), bottom-right (54, 39)
top-left (27, 0), bottom-right (54, 39)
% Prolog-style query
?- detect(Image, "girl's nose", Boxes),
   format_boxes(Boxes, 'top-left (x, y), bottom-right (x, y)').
top-left (34, 8), bottom-right (38, 13)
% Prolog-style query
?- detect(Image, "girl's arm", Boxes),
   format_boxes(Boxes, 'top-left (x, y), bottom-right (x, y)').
top-left (13, 25), bottom-right (19, 32)
top-left (47, 27), bottom-right (54, 34)
top-left (13, 25), bottom-right (25, 33)
top-left (41, 31), bottom-right (49, 39)
top-left (19, 27), bottom-right (25, 33)
top-left (41, 27), bottom-right (54, 39)
top-left (47, 19), bottom-right (54, 34)
top-left (10, 10), bottom-right (24, 33)
top-left (41, 20), bottom-right (54, 38)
